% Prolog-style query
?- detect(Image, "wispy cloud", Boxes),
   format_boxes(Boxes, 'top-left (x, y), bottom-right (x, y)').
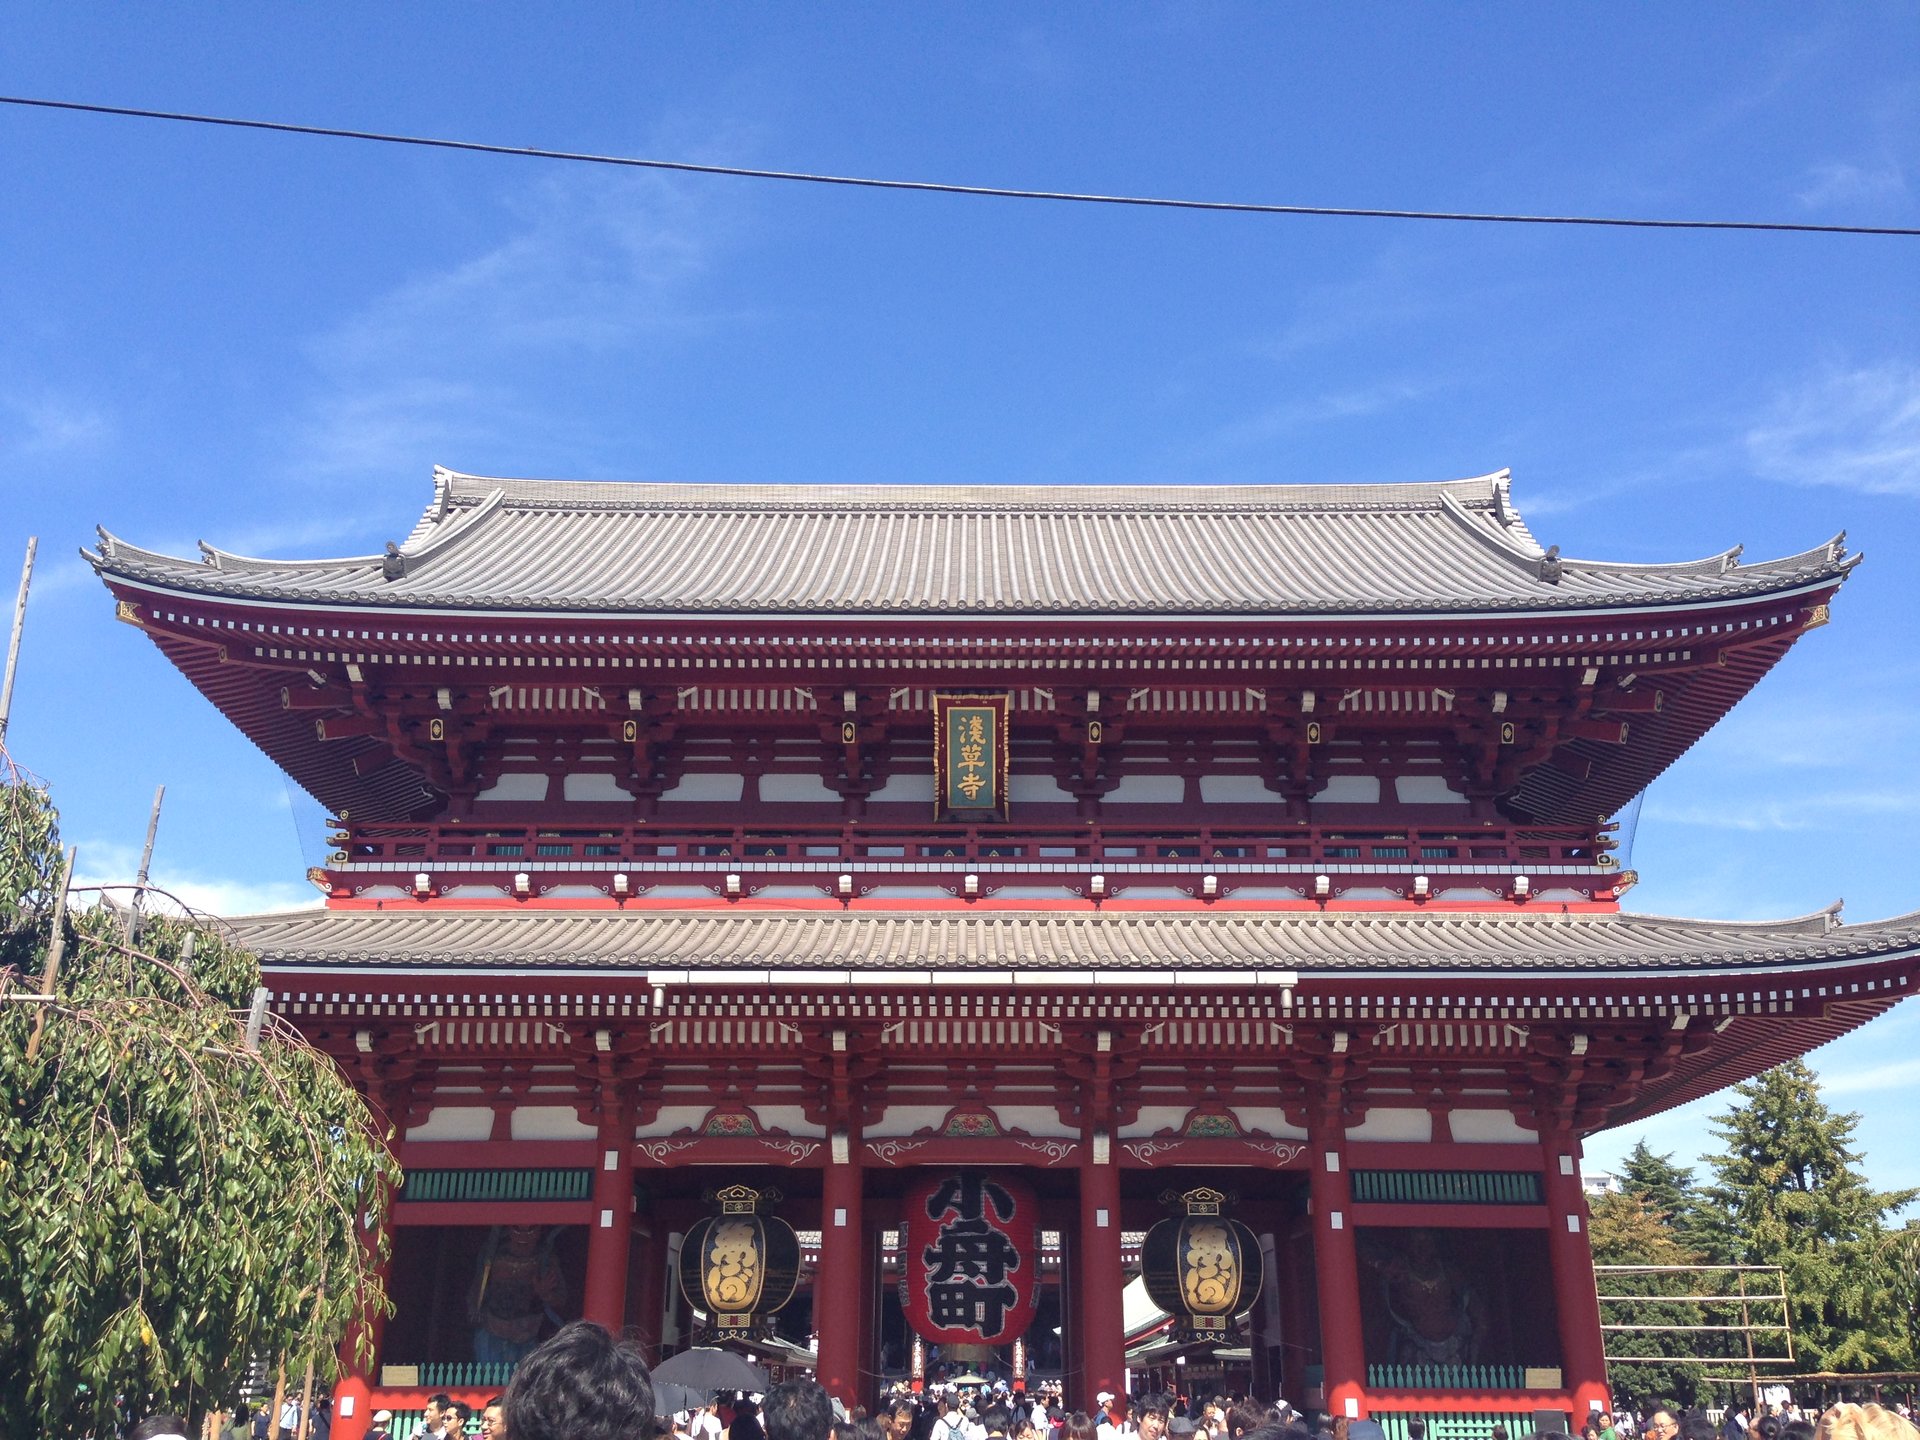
top-left (1252, 244), bottom-right (1502, 362)
top-left (1207, 378), bottom-right (1437, 452)
top-left (73, 839), bottom-right (322, 919)
top-left (1822, 1056), bottom-right (1920, 1097)
top-left (1643, 788), bottom-right (1920, 833)
top-left (1745, 362), bottom-right (1920, 497)
top-left (290, 162), bottom-right (746, 482)
top-left (975, 25), bottom-right (1071, 86)
top-left (0, 390), bottom-right (110, 459)
top-left (1796, 159), bottom-right (1909, 211)
top-left (1703, 699), bottom-right (1920, 773)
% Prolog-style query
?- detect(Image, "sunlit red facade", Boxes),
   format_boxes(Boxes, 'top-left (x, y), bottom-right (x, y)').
top-left (90, 469), bottom-right (1920, 1439)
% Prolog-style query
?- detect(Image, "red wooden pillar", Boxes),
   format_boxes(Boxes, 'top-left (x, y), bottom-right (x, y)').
top-left (816, 1131), bottom-right (866, 1404)
top-left (329, 1216), bottom-right (391, 1440)
top-left (1541, 1126), bottom-right (1611, 1419)
top-left (1077, 1128), bottom-right (1126, 1407)
top-left (633, 1220), bottom-right (669, 1362)
top-left (858, 1214), bottom-right (882, 1407)
top-left (1249, 1229), bottom-right (1277, 1403)
top-left (583, 1101), bottom-right (635, 1329)
top-left (1307, 1098), bottom-right (1367, 1420)
top-left (333, 1069), bottom-right (404, 1440)
top-left (1058, 1206), bottom-right (1083, 1405)
top-left (1278, 1219), bottom-right (1315, 1410)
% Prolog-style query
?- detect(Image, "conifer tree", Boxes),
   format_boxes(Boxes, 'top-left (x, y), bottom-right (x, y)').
top-left (1618, 1140), bottom-right (1709, 1253)
top-left (1699, 1060), bottom-right (1917, 1372)
top-left (1588, 1189), bottom-right (1709, 1407)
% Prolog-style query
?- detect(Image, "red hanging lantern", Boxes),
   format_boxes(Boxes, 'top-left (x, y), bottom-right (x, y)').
top-left (678, 1184), bottom-right (801, 1338)
top-left (1140, 1187), bottom-right (1263, 1341)
top-left (900, 1171), bottom-right (1039, 1346)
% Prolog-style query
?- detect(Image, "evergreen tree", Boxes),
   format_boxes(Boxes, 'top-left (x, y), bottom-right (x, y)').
top-left (1881, 1220), bottom-right (1920, 1372)
top-left (1618, 1140), bottom-right (1709, 1253)
top-left (1588, 1189), bottom-right (1710, 1408)
top-left (1699, 1060), bottom-right (1918, 1372)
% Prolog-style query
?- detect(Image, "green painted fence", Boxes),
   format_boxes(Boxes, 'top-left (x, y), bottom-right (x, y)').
top-left (1367, 1363), bottom-right (1530, 1390)
top-left (397, 1168), bottom-right (592, 1203)
top-left (1350, 1170), bottom-right (1545, 1205)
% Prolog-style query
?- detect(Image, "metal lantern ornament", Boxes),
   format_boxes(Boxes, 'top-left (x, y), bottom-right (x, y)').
top-left (1140, 1186), bottom-right (1264, 1341)
top-left (677, 1184), bottom-right (801, 1338)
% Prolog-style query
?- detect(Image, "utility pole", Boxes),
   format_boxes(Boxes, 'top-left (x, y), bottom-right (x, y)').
top-left (0, 536), bottom-right (36, 749)
top-left (24, 845), bottom-right (78, 1063)
top-left (125, 784), bottom-right (166, 946)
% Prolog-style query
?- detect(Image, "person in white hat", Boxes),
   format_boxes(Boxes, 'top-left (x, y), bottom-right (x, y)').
top-left (369, 1411), bottom-right (394, 1440)
top-left (1096, 1394), bottom-right (1135, 1440)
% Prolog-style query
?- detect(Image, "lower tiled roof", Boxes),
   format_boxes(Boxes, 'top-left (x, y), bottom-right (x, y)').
top-left (223, 904), bottom-right (1920, 979)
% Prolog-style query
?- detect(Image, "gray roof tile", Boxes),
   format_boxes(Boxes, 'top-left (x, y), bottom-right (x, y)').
top-left (224, 904), bottom-right (1920, 977)
top-left (91, 468), bottom-right (1854, 617)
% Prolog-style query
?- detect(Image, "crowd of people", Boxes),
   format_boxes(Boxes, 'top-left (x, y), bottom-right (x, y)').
top-left (116, 1325), bottom-right (1920, 1440)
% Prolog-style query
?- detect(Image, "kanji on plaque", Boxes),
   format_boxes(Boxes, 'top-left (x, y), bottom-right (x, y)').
top-left (933, 694), bottom-right (1008, 819)
top-left (900, 1171), bottom-right (1039, 1346)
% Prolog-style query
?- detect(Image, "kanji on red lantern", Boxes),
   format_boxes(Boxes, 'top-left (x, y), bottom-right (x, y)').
top-left (900, 1171), bottom-right (1039, 1346)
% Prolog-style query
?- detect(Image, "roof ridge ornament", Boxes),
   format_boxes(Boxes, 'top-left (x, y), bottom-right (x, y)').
top-left (381, 542), bottom-right (406, 581)
top-left (1490, 468), bottom-right (1518, 527)
top-left (1536, 544), bottom-right (1563, 584)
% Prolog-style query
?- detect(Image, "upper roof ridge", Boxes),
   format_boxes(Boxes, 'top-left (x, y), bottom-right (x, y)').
top-left (88, 464), bottom-right (1858, 619)
top-left (433, 468), bottom-right (1517, 514)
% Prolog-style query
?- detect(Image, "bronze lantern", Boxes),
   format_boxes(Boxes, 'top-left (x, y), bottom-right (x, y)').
top-left (1139, 1186), bottom-right (1264, 1341)
top-left (677, 1184), bottom-right (801, 1338)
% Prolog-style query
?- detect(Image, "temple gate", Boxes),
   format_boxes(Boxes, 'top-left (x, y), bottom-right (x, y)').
top-left (87, 468), bottom-right (1920, 1436)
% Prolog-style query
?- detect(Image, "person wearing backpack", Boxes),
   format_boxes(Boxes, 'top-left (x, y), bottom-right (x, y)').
top-left (936, 1397), bottom-right (974, 1440)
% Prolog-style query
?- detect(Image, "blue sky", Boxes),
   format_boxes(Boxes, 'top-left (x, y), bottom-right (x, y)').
top-left (2, 6), bottom-right (1917, 1198)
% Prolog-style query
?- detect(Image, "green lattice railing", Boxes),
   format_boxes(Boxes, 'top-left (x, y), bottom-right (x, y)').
top-left (397, 1168), bottom-right (592, 1203)
top-left (415, 1360), bottom-right (519, 1387)
top-left (1375, 1412), bottom-right (1553, 1440)
top-left (1367, 1363), bottom-right (1532, 1389)
top-left (1350, 1170), bottom-right (1544, 1205)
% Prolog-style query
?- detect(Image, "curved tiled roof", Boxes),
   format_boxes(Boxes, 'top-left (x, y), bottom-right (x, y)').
top-left (225, 903), bottom-right (1920, 977)
top-left (89, 467), bottom-right (1854, 617)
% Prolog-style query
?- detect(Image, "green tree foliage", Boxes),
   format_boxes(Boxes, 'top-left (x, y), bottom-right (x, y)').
top-left (1699, 1060), bottom-right (1918, 1373)
top-left (1589, 1188), bottom-right (1709, 1408)
top-left (1619, 1140), bottom-right (1710, 1253)
top-left (1880, 1220), bottom-right (1920, 1372)
top-left (0, 760), bottom-right (400, 1439)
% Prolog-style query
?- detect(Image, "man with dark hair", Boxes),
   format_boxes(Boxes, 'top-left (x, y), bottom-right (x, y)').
top-left (481, 1396), bottom-right (507, 1440)
top-left (980, 1407), bottom-right (1013, 1440)
top-left (764, 1380), bottom-right (837, 1440)
top-left (503, 1320), bottom-right (654, 1440)
top-left (1137, 1397), bottom-right (1171, 1440)
top-left (445, 1400), bottom-right (474, 1436)
top-left (1408, 1423), bottom-right (1427, 1440)
top-left (424, 1396), bottom-right (454, 1438)
top-left (882, 1397), bottom-right (918, 1440)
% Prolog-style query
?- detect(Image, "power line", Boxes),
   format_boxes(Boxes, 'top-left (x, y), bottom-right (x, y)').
top-left (5, 91), bottom-right (1918, 239)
